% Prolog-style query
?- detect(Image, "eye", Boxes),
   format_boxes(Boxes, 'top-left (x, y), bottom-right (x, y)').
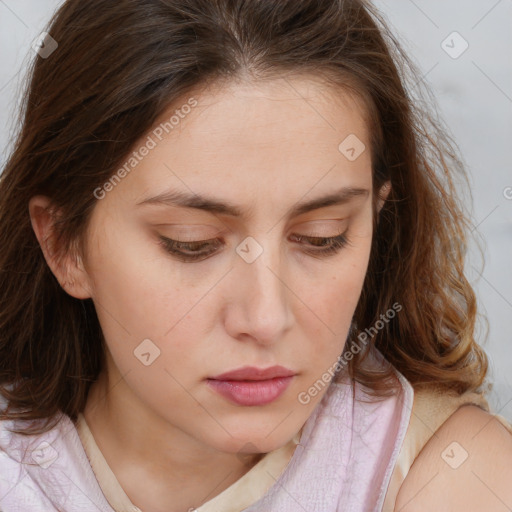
top-left (158, 230), bottom-right (350, 263)
top-left (290, 232), bottom-right (350, 256)
top-left (158, 236), bottom-right (223, 262)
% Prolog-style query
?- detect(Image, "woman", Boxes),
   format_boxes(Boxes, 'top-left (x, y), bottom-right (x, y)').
top-left (1, 1), bottom-right (511, 511)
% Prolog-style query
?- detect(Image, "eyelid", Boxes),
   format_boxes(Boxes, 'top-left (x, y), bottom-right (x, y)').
top-left (157, 218), bottom-right (349, 244)
top-left (154, 224), bottom-right (223, 235)
top-left (157, 228), bottom-right (351, 263)
top-left (157, 218), bottom-right (348, 236)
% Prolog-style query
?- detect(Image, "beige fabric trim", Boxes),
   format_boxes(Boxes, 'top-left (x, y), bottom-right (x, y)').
top-left (194, 430), bottom-right (301, 512)
top-left (76, 413), bottom-right (143, 512)
top-left (75, 412), bottom-right (302, 512)
top-left (381, 388), bottom-right (512, 512)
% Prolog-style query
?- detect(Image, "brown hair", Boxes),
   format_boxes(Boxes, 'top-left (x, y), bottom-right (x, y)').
top-left (0, 0), bottom-right (490, 436)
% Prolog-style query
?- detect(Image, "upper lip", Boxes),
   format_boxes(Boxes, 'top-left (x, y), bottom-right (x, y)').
top-left (209, 365), bottom-right (296, 381)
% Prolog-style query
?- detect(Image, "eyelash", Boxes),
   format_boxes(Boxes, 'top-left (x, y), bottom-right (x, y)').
top-left (158, 231), bottom-right (350, 262)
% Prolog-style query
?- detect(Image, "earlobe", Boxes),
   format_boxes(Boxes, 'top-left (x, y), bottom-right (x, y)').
top-left (28, 195), bottom-right (92, 300)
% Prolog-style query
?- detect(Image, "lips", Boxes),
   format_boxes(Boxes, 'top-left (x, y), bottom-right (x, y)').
top-left (206, 365), bottom-right (297, 406)
top-left (208, 365), bottom-right (296, 381)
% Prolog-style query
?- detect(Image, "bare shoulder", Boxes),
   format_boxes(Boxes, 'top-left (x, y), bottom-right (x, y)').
top-left (394, 404), bottom-right (512, 512)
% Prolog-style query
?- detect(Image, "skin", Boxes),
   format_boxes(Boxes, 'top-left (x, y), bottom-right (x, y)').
top-left (395, 405), bottom-right (512, 511)
top-left (29, 75), bottom-right (391, 512)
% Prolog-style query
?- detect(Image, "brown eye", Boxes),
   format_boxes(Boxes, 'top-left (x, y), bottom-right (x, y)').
top-left (290, 232), bottom-right (350, 255)
top-left (158, 230), bottom-right (350, 263)
top-left (158, 236), bottom-right (222, 262)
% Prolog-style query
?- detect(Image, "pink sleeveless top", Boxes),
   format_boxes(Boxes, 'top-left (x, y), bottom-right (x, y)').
top-left (0, 346), bottom-right (497, 511)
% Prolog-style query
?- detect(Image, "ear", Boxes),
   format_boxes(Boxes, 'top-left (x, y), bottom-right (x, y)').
top-left (28, 195), bottom-right (92, 300)
top-left (377, 180), bottom-right (391, 214)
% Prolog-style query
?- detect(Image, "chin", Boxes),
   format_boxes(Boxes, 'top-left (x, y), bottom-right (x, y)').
top-left (208, 425), bottom-right (298, 456)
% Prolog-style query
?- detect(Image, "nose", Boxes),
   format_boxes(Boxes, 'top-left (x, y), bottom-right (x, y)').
top-left (223, 238), bottom-right (294, 346)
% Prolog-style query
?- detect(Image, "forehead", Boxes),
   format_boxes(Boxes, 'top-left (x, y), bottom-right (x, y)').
top-left (163, 75), bottom-right (371, 149)
top-left (110, 76), bottom-right (373, 213)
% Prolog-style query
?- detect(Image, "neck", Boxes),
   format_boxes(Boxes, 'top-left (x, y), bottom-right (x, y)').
top-left (82, 369), bottom-right (266, 512)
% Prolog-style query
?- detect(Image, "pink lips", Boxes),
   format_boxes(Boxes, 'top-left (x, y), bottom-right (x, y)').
top-left (206, 365), bottom-right (296, 406)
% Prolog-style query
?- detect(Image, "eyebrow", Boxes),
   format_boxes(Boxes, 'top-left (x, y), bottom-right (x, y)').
top-left (136, 186), bottom-right (370, 219)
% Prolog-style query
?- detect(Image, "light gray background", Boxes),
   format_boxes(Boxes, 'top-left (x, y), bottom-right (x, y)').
top-left (1, 1), bottom-right (511, 421)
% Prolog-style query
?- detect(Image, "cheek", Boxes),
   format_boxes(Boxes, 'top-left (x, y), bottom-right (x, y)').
top-left (86, 208), bottom-right (372, 375)
top-left (303, 268), bottom-right (366, 348)
top-left (297, 232), bottom-right (372, 364)
top-left (304, 222), bottom-right (372, 317)
top-left (84, 222), bottom-right (217, 380)
top-left (84, 219), bottom-right (176, 331)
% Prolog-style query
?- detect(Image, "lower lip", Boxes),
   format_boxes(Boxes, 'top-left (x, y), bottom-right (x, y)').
top-left (206, 376), bottom-right (294, 406)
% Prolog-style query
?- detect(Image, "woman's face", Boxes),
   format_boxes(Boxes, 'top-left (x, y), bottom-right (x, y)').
top-left (74, 76), bottom-right (387, 454)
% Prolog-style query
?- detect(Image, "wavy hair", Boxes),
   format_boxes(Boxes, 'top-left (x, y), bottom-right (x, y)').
top-left (0, 0), bottom-right (490, 435)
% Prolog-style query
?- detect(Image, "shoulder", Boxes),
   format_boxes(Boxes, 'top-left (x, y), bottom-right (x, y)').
top-left (395, 404), bottom-right (512, 511)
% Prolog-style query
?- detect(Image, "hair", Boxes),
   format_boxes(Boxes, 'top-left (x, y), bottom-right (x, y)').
top-left (0, 0), bottom-right (490, 436)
